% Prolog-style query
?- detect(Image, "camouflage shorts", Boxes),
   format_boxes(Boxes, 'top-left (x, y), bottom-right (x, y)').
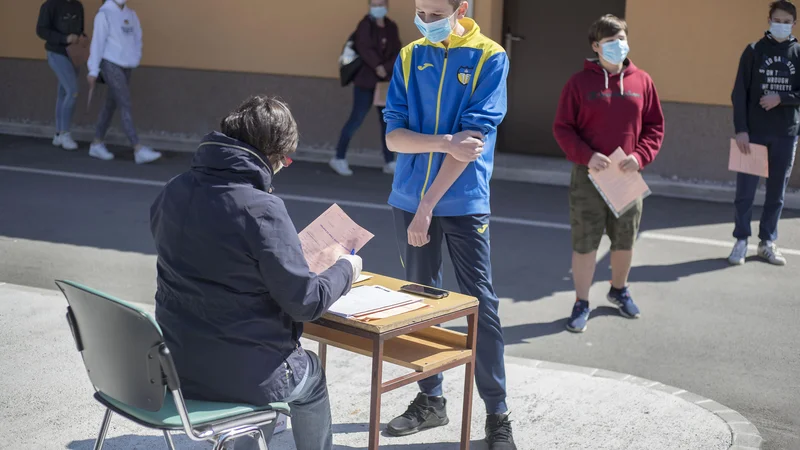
top-left (569, 165), bottom-right (643, 254)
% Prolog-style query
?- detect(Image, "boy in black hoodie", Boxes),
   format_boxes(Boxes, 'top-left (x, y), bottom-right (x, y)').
top-left (36, 0), bottom-right (85, 151)
top-left (729, 0), bottom-right (800, 267)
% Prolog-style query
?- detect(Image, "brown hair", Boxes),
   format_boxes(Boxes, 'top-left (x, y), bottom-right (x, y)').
top-left (588, 14), bottom-right (629, 45)
top-left (448, 0), bottom-right (463, 10)
top-left (770, 1), bottom-right (797, 20)
top-left (220, 95), bottom-right (298, 161)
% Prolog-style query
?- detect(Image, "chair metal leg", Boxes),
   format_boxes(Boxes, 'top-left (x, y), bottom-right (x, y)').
top-left (256, 427), bottom-right (269, 450)
top-left (93, 409), bottom-right (113, 450)
top-left (163, 430), bottom-right (176, 450)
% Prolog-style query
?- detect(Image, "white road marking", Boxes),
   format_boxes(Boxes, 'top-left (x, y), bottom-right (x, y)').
top-left (1, 164), bottom-right (799, 257)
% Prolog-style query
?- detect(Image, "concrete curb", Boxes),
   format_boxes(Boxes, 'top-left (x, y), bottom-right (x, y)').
top-left (505, 355), bottom-right (764, 450)
top-left (1, 120), bottom-right (797, 211)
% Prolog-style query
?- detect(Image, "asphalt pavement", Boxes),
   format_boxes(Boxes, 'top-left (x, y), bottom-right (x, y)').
top-left (1, 135), bottom-right (798, 449)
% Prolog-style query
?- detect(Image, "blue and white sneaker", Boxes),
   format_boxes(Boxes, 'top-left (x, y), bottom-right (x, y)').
top-left (607, 286), bottom-right (641, 319)
top-left (566, 300), bottom-right (591, 333)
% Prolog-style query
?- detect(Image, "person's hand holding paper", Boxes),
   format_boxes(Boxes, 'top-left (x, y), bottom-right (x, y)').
top-left (588, 148), bottom-right (651, 218)
top-left (298, 204), bottom-right (374, 275)
top-left (728, 138), bottom-right (768, 178)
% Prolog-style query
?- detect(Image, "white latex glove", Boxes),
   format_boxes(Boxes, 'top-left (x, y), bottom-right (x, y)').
top-left (337, 254), bottom-right (363, 282)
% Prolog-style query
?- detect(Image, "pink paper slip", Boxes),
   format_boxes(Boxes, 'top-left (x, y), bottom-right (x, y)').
top-left (588, 148), bottom-right (651, 218)
top-left (298, 204), bottom-right (374, 274)
top-left (728, 139), bottom-right (768, 178)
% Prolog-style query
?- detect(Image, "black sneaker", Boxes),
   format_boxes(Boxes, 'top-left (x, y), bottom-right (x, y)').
top-left (386, 393), bottom-right (449, 436)
top-left (486, 413), bottom-right (516, 450)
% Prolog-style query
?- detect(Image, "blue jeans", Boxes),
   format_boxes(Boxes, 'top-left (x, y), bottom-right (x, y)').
top-left (46, 51), bottom-right (79, 133)
top-left (393, 208), bottom-right (508, 415)
top-left (335, 86), bottom-right (393, 163)
top-left (233, 351), bottom-right (332, 450)
top-left (734, 135), bottom-right (798, 242)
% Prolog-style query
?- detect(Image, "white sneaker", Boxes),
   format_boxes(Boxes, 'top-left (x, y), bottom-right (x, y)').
top-left (89, 142), bottom-right (114, 161)
top-left (758, 240), bottom-right (787, 266)
top-left (59, 133), bottom-right (78, 151)
top-left (383, 161), bottom-right (397, 175)
top-left (134, 146), bottom-right (162, 164)
top-left (329, 158), bottom-right (353, 176)
top-left (728, 239), bottom-right (748, 265)
top-left (52, 134), bottom-right (62, 147)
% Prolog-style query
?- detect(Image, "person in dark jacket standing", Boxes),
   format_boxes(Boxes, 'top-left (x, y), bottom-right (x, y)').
top-left (150, 96), bottom-right (362, 450)
top-left (329, 0), bottom-right (402, 176)
top-left (36, 0), bottom-right (85, 151)
top-left (729, 0), bottom-right (799, 267)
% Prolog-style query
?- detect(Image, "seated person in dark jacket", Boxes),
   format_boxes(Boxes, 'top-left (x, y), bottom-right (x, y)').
top-left (150, 95), bottom-right (362, 450)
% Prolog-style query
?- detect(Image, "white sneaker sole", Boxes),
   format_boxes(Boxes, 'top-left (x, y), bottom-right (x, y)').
top-left (89, 150), bottom-right (114, 161)
top-left (329, 162), bottom-right (353, 176)
top-left (135, 153), bottom-right (162, 165)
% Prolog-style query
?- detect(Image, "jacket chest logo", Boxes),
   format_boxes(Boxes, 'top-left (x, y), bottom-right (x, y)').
top-left (457, 66), bottom-right (474, 86)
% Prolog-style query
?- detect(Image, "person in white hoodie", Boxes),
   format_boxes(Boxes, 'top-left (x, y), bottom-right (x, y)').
top-left (87, 0), bottom-right (160, 164)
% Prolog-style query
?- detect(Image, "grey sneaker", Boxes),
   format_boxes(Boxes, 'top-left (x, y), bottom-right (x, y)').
top-left (89, 142), bottom-right (114, 161)
top-left (728, 239), bottom-right (748, 265)
top-left (329, 158), bottom-right (353, 176)
top-left (134, 146), bottom-right (162, 164)
top-left (758, 240), bottom-right (787, 266)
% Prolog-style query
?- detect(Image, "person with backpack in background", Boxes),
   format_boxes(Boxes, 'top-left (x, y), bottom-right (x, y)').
top-left (37, 0), bottom-right (86, 151)
top-left (87, 0), bottom-right (161, 164)
top-left (330, 0), bottom-right (401, 176)
top-left (728, 0), bottom-right (800, 266)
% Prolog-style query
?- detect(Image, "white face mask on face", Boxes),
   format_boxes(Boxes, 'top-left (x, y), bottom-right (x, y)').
top-left (770, 21), bottom-right (794, 40)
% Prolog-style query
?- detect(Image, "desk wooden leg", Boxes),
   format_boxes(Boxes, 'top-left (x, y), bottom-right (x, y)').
top-left (461, 312), bottom-right (478, 450)
top-left (369, 338), bottom-right (384, 450)
top-left (318, 342), bottom-right (328, 371)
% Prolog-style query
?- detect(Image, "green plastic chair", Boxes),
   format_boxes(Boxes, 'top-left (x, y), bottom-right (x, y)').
top-left (56, 280), bottom-right (291, 450)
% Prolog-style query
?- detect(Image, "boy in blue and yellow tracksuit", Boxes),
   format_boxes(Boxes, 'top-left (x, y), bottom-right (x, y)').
top-left (382, 2), bottom-right (515, 448)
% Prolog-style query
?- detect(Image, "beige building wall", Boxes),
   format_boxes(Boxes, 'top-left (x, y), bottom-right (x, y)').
top-left (626, 0), bottom-right (771, 106)
top-left (0, 0), bottom-right (501, 78)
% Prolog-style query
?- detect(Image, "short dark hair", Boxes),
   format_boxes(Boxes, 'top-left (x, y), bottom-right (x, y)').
top-left (220, 95), bottom-right (298, 160)
top-left (770, 0), bottom-right (797, 20)
top-left (448, 0), bottom-right (463, 10)
top-left (588, 14), bottom-right (628, 45)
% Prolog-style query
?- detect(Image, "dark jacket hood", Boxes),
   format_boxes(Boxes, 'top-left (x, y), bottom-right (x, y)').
top-left (191, 131), bottom-right (274, 193)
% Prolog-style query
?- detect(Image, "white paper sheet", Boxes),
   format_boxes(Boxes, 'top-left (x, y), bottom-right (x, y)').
top-left (327, 285), bottom-right (420, 318)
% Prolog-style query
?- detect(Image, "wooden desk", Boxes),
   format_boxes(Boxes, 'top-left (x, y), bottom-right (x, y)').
top-left (303, 273), bottom-right (479, 449)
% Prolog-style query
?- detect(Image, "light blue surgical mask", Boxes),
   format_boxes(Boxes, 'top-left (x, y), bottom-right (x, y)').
top-left (370, 6), bottom-right (388, 19)
top-left (770, 22), bottom-right (793, 40)
top-left (601, 39), bottom-right (630, 65)
top-left (414, 11), bottom-right (457, 44)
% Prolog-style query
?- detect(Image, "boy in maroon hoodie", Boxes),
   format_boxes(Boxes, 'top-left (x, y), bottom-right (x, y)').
top-left (553, 14), bottom-right (665, 333)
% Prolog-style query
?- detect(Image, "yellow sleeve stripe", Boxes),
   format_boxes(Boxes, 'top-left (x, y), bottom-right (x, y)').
top-left (471, 36), bottom-right (506, 95)
top-left (400, 39), bottom-right (426, 91)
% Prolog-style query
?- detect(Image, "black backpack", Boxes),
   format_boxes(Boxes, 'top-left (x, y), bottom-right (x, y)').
top-left (339, 31), bottom-right (363, 87)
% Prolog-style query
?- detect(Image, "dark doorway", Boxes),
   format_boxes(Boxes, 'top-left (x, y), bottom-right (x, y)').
top-left (500, 0), bottom-right (627, 157)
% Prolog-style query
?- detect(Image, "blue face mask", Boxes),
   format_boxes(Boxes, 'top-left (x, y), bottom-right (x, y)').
top-left (414, 10), bottom-right (457, 44)
top-left (770, 22), bottom-right (793, 40)
top-left (600, 39), bottom-right (630, 65)
top-left (370, 6), bottom-right (388, 19)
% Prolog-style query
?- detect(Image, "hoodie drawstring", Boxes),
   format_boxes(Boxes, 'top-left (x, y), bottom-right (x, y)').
top-left (602, 68), bottom-right (625, 95)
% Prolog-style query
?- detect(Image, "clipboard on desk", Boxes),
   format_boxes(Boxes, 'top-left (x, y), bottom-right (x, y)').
top-left (588, 148), bottom-right (652, 219)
